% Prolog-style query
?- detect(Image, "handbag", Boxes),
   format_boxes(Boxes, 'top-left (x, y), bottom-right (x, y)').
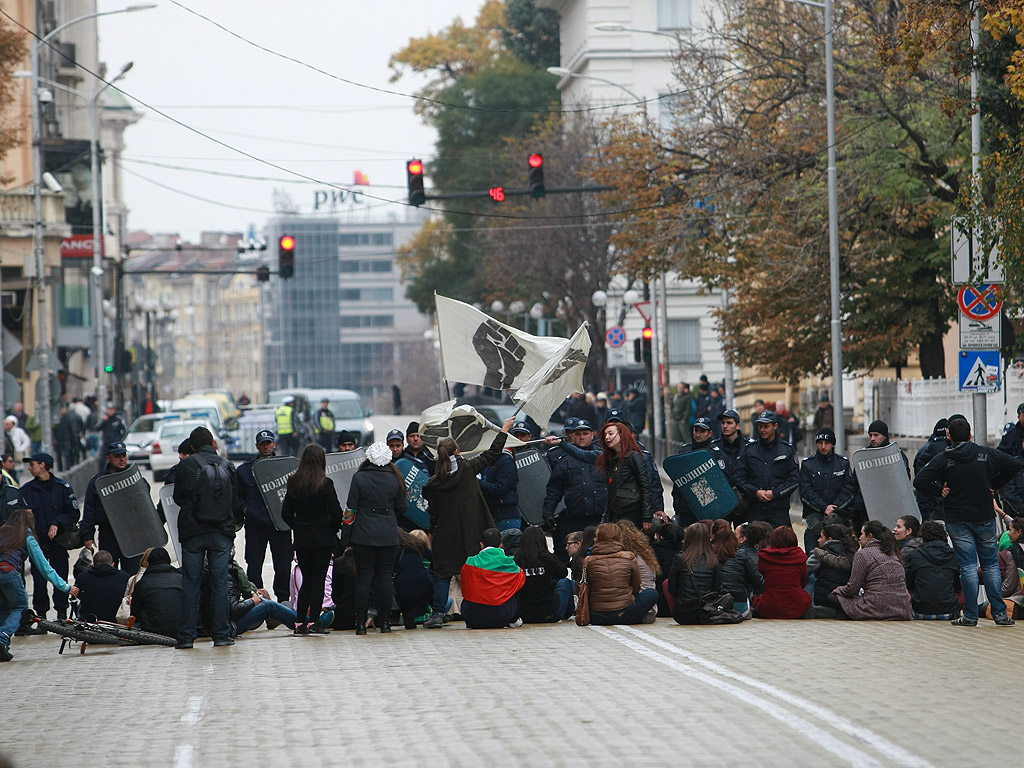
top-left (54, 523), bottom-right (83, 551)
top-left (689, 571), bottom-right (744, 625)
top-left (575, 560), bottom-right (591, 626)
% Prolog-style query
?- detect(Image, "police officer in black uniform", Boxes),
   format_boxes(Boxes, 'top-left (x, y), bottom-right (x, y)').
top-left (21, 451), bottom-right (79, 620)
top-left (81, 441), bottom-right (148, 574)
top-left (735, 411), bottom-right (800, 529)
top-left (669, 417), bottom-right (729, 527)
top-left (713, 409), bottom-right (747, 481)
top-left (97, 405), bottom-right (127, 447)
top-left (798, 428), bottom-right (856, 553)
top-left (402, 421), bottom-right (436, 475)
top-left (542, 418), bottom-right (607, 564)
top-left (914, 417), bottom-right (951, 520)
top-left (233, 429), bottom-right (293, 603)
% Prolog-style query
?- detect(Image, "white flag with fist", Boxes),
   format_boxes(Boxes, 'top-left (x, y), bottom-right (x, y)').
top-left (512, 322), bottom-right (591, 425)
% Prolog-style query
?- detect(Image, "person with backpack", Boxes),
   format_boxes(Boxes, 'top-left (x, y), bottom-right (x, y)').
top-left (172, 426), bottom-right (240, 649)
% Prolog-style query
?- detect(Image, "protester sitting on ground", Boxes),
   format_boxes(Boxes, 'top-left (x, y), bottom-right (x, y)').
top-left (1000, 517), bottom-right (1024, 570)
top-left (500, 527), bottom-right (522, 558)
top-left (806, 524), bottom-right (856, 618)
top-left (830, 521), bottom-right (913, 620)
top-left (978, 539), bottom-right (1023, 620)
top-left (619, 520), bottom-right (661, 594)
top-left (119, 546), bottom-right (154, 623)
top-left (586, 522), bottom-right (658, 625)
top-left (514, 526), bottom-right (574, 624)
top-left (289, 555), bottom-right (335, 619)
top-left (571, 526), bottom-right (598, 584)
top-left (459, 528), bottom-right (525, 629)
top-left (281, 444), bottom-right (344, 636)
top-left (330, 548), bottom-right (357, 631)
top-left (228, 554), bottom-right (316, 636)
top-left (720, 520), bottom-right (765, 617)
top-left (902, 520), bottom-right (961, 620)
top-left (565, 530), bottom-right (584, 583)
top-left (752, 526), bottom-right (813, 619)
top-left (667, 522), bottom-right (724, 624)
top-left (0, 508), bottom-right (78, 661)
top-left (394, 529), bottom-right (434, 629)
top-left (421, 419), bottom-right (514, 628)
top-left (74, 549), bottom-right (130, 622)
top-left (893, 515), bottom-right (922, 553)
top-left (130, 547), bottom-right (182, 638)
top-left (650, 521), bottom-right (685, 616)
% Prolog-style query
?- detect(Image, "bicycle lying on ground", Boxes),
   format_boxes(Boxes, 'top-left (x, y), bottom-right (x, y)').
top-left (32, 598), bottom-right (176, 655)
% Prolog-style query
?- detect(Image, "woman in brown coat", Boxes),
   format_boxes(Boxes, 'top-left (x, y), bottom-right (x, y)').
top-left (421, 418), bottom-right (514, 628)
top-left (584, 522), bottom-right (659, 625)
top-left (831, 520), bottom-right (912, 620)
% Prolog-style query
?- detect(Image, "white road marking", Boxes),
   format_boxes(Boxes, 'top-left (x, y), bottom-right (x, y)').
top-left (591, 626), bottom-right (882, 768)
top-left (180, 695), bottom-right (203, 725)
top-left (619, 626), bottom-right (934, 768)
top-left (172, 745), bottom-right (193, 768)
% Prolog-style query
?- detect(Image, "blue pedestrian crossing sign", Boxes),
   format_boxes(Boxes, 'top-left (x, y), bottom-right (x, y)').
top-left (959, 350), bottom-right (1001, 392)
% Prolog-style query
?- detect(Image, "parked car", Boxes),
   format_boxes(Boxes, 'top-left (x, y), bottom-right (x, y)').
top-left (149, 419), bottom-right (228, 482)
top-left (123, 413), bottom-right (181, 466)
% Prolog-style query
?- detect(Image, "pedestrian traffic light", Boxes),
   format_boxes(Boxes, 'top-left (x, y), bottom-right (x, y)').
top-left (528, 153), bottom-right (545, 198)
top-left (407, 159), bottom-right (426, 206)
top-left (278, 235), bottom-right (295, 279)
top-left (256, 264), bottom-right (270, 283)
top-left (642, 326), bottom-right (653, 364)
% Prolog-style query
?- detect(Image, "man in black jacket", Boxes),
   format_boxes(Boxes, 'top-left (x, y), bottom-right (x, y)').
top-left (669, 417), bottom-right (728, 528)
top-left (914, 417), bottom-right (1023, 626)
top-left (74, 550), bottom-right (129, 622)
top-left (798, 428), bottom-right (856, 553)
top-left (735, 411), bottom-right (799, 529)
top-left (81, 442), bottom-right (148, 574)
top-left (172, 426), bottom-right (240, 649)
top-left (914, 418), bottom-right (950, 521)
top-left (479, 422), bottom-right (526, 531)
top-left (403, 422), bottom-right (436, 475)
top-left (997, 403), bottom-right (1024, 458)
top-left (130, 547), bottom-right (182, 638)
top-left (543, 418), bottom-right (607, 563)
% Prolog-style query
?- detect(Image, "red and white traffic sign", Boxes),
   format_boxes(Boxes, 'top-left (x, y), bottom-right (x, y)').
top-left (605, 326), bottom-right (626, 348)
top-left (958, 284), bottom-right (1002, 321)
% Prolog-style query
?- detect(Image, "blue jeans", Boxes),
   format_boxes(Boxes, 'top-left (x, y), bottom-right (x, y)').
top-left (432, 577), bottom-right (451, 616)
top-left (233, 599), bottom-right (297, 636)
top-left (178, 532), bottom-right (233, 643)
top-left (555, 578), bottom-right (575, 620)
top-left (589, 588), bottom-right (659, 625)
top-left (0, 570), bottom-right (29, 646)
top-left (947, 520), bottom-right (1006, 622)
top-left (496, 518), bottom-right (521, 532)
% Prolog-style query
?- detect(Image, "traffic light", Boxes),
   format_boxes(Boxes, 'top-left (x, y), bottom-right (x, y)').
top-left (528, 153), bottom-right (545, 198)
top-left (279, 235), bottom-right (295, 279)
top-left (256, 264), bottom-right (270, 283)
top-left (642, 325), bottom-right (653, 364)
top-left (407, 159), bottom-right (425, 206)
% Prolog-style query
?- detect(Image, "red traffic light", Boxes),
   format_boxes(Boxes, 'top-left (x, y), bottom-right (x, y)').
top-left (528, 153), bottom-right (543, 169)
top-left (279, 235), bottom-right (296, 251)
top-left (642, 326), bottom-right (653, 340)
top-left (408, 159), bottom-right (424, 176)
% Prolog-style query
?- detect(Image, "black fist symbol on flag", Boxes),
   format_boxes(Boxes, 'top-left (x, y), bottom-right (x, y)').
top-left (473, 320), bottom-right (527, 389)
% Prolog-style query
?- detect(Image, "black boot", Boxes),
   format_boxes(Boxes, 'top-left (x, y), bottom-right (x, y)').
top-left (355, 611), bottom-right (367, 636)
top-left (380, 617), bottom-right (391, 634)
top-left (404, 614), bottom-right (417, 630)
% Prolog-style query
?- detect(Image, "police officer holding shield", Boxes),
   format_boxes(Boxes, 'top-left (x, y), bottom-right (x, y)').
top-left (81, 441), bottom-right (148, 574)
top-left (798, 428), bottom-right (855, 553)
top-left (734, 411), bottom-right (799, 529)
top-left (669, 417), bottom-right (728, 527)
top-left (542, 418), bottom-right (607, 564)
top-left (234, 429), bottom-right (293, 603)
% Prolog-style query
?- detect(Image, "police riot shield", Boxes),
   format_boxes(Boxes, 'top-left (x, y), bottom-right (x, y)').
top-left (95, 464), bottom-right (167, 557)
top-left (515, 449), bottom-right (557, 526)
top-left (395, 457), bottom-right (431, 530)
top-left (663, 450), bottom-right (738, 521)
top-left (253, 456), bottom-right (299, 532)
top-left (325, 449), bottom-right (366, 511)
top-left (158, 485), bottom-right (183, 564)
top-left (852, 442), bottom-right (915, 529)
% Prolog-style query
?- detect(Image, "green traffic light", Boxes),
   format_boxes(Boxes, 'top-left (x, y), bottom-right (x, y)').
top-left (104, 365), bottom-right (114, 373)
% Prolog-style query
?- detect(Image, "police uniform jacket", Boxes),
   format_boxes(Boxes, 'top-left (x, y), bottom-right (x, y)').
top-left (402, 445), bottom-right (436, 476)
top-left (0, 479), bottom-right (25, 525)
top-left (798, 450), bottom-right (855, 520)
top-left (542, 442), bottom-right (607, 524)
top-left (670, 439), bottom-right (728, 519)
top-left (82, 463), bottom-right (150, 542)
top-left (234, 456), bottom-right (273, 527)
top-left (734, 437), bottom-right (800, 516)
top-left (712, 435), bottom-right (748, 484)
top-left (20, 474), bottom-right (79, 535)
top-left (914, 435), bottom-right (949, 519)
top-left (478, 449), bottom-right (519, 522)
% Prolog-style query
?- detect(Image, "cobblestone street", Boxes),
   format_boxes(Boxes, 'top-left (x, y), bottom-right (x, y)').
top-left (3, 608), bottom-right (1015, 767)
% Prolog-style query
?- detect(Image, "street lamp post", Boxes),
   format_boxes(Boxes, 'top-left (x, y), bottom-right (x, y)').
top-left (31, 4), bottom-right (155, 449)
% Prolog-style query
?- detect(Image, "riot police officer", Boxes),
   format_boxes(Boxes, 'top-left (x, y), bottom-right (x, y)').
top-left (734, 411), bottom-right (799, 529)
top-left (81, 442), bottom-right (149, 574)
top-left (798, 428), bottom-right (855, 553)
top-left (542, 418), bottom-right (607, 563)
top-left (669, 417), bottom-right (728, 527)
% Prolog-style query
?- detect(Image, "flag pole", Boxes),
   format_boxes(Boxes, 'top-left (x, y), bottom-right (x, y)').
top-left (432, 292), bottom-right (452, 401)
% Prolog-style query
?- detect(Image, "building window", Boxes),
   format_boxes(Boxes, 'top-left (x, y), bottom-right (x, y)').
top-left (338, 232), bottom-right (394, 247)
top-left (658, 0), bottom-right (691, 30)
top-left (339, 259), bottom-right (392, 273)
top-left (340, 315), bottom-right (394, 328)
top-left (667, 318), bottom-right (701, 364)
top-left (58, 262), bottom-right (90, 327)
top-left (340, 287), bottom-right (393, 302)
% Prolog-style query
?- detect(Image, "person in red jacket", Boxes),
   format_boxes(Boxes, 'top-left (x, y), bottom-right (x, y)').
top-left (752, 526), bottom-right (813, 619)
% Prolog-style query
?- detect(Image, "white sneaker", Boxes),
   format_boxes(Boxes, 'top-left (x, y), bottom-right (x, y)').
top-left (507, 618), bottom-right (523, 628)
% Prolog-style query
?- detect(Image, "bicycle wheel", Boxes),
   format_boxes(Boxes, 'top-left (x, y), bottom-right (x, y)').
top-left (35, 620), bottom-right (120, 645)
top-left (94, 624), bottom-right (176, 647)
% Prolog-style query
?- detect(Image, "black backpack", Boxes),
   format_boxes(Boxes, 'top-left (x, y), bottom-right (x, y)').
top-left (192, 453), bottom-right (233, 525)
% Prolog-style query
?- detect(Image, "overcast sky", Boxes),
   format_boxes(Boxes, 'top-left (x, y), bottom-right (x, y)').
top-left (95, 0), bottom-right (485, 241)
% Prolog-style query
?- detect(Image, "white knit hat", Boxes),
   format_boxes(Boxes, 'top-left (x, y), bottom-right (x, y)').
top-left (366, 441), bottom-right (392, 467)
